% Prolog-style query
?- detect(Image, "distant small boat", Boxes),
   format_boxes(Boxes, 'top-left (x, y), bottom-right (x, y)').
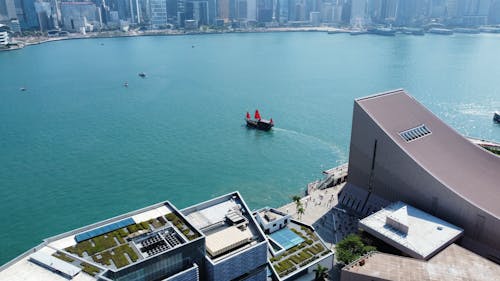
top-left (349, 29), bottom-right (368, 36)
top-left (245, 110), bottom-right (274, 131)
top-left (453, 28), bottom-right (480, 34)
top-left (124, 82), bottom-right (129, 87)
top-left (428, 28), bottom-right (453, 35)
top-left (327, 30), bottom-right (343, 34)
top-left (370, 27), bottom-right (396, 36)
top-left (138, 72), bottom-right (146, 78)
top-left (19, 87), bottom-right (26, 92)
top-left (494, 112), bottom-right (500, 123)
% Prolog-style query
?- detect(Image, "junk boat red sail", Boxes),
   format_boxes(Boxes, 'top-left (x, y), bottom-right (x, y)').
top-left (245, 110), bottom-right (274, 131)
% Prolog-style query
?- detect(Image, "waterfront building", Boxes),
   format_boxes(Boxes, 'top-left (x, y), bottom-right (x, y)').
top-left (228, 0), bottom-right (247, 20)
top-left (150, 0), bottom-right (167, 28)
top-left (257, 0), bottom-right (273, 22)
top-left (60, 2), bottom-right (100, 32)
top-left (253, 207), bottom-right (334, 280)
top-left (185, 0), bottom-right (211, 25)
top-left (0, 29), bottom-right (8, 45)
top-left (9, 18), bottom-right (21, 32)
top-left (349, 0), bottom-right (368, 26)
top-left (309, 10), bottom-right (319, 25)
top-left (277, 0), bottom-right (288, 23)
top-left (182, 192), bottom-right (269, 281)
top-left (0, 200), bottom-right (206, 281)
top-left (246, 0), bottom-right (256, 21)
top-left (1, 0), bottom-right (17, 20)
top-left (17, 0), bottom-right (39, 29)
top-left (216, 0), bottom-right (229, 21)
top-left (489, 0), bottom-right (500, 24)
top-left (339, 89), bottom-right (500, 262)
top-left (34, 0), bottom-right (52, 31)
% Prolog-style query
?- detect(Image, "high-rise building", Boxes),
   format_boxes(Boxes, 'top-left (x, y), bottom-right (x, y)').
top-left (277, 0), bottom-right (288, 23)
top-left (246, 0), bottom-right (256, 21)
top-left (150, 0), bottom-right (167, 28)
top-left (350, 0), bottom-right (368, 26)
top-left (489, 0), bottom-right (500, 23)
top-left (217, 0), bottom-right (229, 21)
top-left (257, 0), bottom-right (273, 22)
top-left (34, 1), bottom-right (52, 31)
top-left (60, 2), bottom-right (100, 31)
top-left (182, 192), bottom-right (268, 281)
top-left (185, 0), bottom-right (209, 25)
top-left (462, 0), bottom-right (490, 26)
top-left (2, 0), bottom-right (17, 20)
top-left (166, 0), bottom-right (177, 23)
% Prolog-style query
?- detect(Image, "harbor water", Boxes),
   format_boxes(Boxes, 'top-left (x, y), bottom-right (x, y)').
top-left (0, 32), bottom-right (499, 264)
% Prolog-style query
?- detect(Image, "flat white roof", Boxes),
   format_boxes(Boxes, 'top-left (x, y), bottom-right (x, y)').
top-left (30, 251), bottom-right (81, 277)
top-left (0, 247), bottom-right (95, 281)
top-left (132, 205), bottom-right (172, 224)
top-left (359, 201), bottom-right (463, 259)
top-left (205, 226), bottom-right (253, 257)
top-left (186, 200), bottom-right (238, 230)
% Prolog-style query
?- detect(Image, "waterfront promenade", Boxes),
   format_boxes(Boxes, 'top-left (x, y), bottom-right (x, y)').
top-left (277, 181), bottom-right (358, 250)
top-left (10, 26), bottom-right (348, 50)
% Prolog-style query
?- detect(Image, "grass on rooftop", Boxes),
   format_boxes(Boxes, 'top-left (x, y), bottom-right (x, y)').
top-left (165, 212), bottom-right (200, 241)
top-left (80, 262), bottom-right (100, 276)
top-left (52, 252), bottom-right (74, 263)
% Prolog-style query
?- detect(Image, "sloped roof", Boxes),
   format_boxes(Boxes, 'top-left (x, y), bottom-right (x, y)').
top-left (355, 89), bottom-right (500, 218)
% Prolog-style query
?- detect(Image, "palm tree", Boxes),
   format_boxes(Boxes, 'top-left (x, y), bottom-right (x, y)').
top-left (292, 195), bottom-right (302, 206)
top-left (313, 264), bottom-right (329, 281)
top-left (297, 205), bottom-right (305, 220)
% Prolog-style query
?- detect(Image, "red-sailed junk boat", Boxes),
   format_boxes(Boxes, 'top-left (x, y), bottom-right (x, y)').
top-left (245, 110), bottom-right (274, 131)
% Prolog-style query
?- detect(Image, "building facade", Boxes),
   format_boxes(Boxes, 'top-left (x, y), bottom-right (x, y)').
top-left (344, 89), bottom-right (500, 263)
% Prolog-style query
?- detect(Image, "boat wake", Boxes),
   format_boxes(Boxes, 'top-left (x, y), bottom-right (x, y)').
top-left (273, 127), bottom-right (347, 160)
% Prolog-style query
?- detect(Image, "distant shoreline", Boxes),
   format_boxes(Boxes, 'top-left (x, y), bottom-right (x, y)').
top-left (11, 27), bottom-right (348, 49)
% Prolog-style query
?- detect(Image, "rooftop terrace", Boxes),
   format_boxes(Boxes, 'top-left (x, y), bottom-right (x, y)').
top-left (182, 192), bottom-right (266, 262)
top-left (0, 201), bottom-right (203, 281)
top-left (253, 208), bottom-right (333, 280)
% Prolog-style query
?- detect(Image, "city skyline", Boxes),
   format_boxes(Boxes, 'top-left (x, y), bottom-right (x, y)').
top-left (0, 0), bottom-right (499, 34)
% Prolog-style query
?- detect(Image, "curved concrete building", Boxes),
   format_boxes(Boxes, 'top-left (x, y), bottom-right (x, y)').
top-left (344, 89), bottom-right (500, 262)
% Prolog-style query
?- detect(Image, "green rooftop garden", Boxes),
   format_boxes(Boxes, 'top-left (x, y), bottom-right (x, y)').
top-left (64, 216), bottom-right (171, 268)
top-left (270, 226), bottom-right (330, 278)
top-left (165, 212), bottom-right (200, 241)
top-left (52, 251), bottom-right (74, 263)
top-left (91, 244), bottom-right (139, 269)
top-left (80, 262), bottom-right (100, 276)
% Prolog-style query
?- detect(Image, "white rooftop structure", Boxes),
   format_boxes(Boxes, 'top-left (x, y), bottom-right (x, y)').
top-left (205, 226), bottom-right (253, 257)
top-left (0, 247), bottom-right (94, 281)
top-left (359, 201), bottom-right (464, 260)
top-left (30, 251), bottom-right (82, 278)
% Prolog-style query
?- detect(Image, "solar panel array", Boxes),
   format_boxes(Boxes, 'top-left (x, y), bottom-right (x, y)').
top-left (75, 218), bottom-right (135, 242)
top-left (399, 125), bottom-right (431, 142)
top-left (140, 230), bottom-right (182, 257)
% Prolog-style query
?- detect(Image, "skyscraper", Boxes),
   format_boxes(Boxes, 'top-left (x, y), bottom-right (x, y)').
top-left (350, 0), bottom-right (368, 26)
top-left (150, 0), bottom-right (167, 28)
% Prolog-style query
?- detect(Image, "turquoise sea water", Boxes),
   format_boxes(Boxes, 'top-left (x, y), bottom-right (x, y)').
top-left (0, 32), bottom-right (499, 264)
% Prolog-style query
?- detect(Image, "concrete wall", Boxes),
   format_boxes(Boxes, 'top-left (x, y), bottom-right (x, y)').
top-left (347, 102), bottom-right (500, 262)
